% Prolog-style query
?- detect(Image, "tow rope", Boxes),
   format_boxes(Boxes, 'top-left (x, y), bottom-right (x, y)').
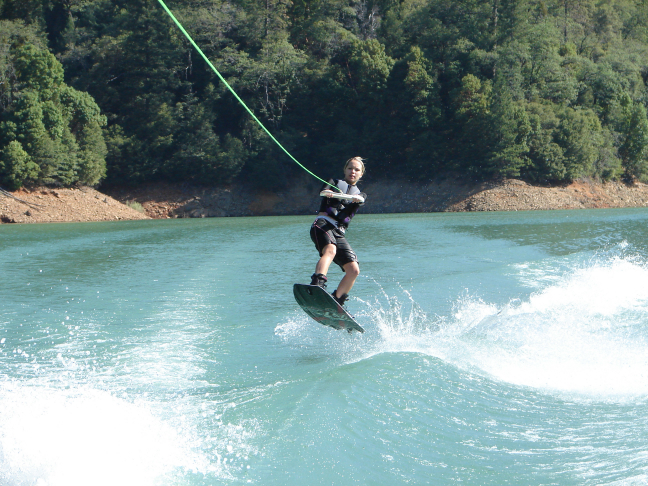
top-left (156, 0), bottom-right (340, 192)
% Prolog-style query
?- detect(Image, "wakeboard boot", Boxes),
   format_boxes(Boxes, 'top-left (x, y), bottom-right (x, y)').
top-left (331, 290), bottom-right (349, 307)
top-left (310, 273), bottom-right (328, 289)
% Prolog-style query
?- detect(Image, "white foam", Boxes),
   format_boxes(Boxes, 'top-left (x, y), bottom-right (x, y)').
top-left (276, 257), bottom-right (648, 400)
top-left (0, 384), bottom-right (209, 486)
top-left (321, 257), bottom-right (648, 400)
top-left (438, 257), bottom-right (648, 399)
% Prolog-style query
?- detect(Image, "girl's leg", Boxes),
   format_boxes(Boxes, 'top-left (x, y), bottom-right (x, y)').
top-left (315, 244), bottom-right (336, 275)
top-left (334, 261), bottom-right (360, 298)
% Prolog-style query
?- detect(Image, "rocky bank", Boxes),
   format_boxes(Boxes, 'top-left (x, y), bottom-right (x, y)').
top-left (2, 178), bottom-right (648, 224)
top-left (107, 178), bottom-right (648, 218)
top-left (0, 186), bottom-right (148, 224)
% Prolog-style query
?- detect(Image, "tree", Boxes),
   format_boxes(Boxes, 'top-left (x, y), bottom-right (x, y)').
top-left (450, 73), bottom-right (492, 175)
top-left (0, 139), bottom-right (38, 189)
top-left (485, 83), bottom-right (531, 178)
top-left (0, 42), bottom-right (107, 188)
top-left (163, 95), bottom-right (245, 184)
top-left (618, 101), bottom-right (648, 180)
top-left (386, 45), bottom-right (443, 177)
top-left (555, 106), bottom-right (603, 180)
top-left (524, 102), bottom-right (569, 181)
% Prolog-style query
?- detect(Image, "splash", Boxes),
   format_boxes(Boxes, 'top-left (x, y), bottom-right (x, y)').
top-left (353, 283), bottom-right (440, 354)
top-left (276, 254), bottom-right (648, 399)
top-left (437, 256), bottom-right (648, 398)
top-left (275, 281), bottom-right (440, 361)
top-left (0, 384), bottom-right (209, 486)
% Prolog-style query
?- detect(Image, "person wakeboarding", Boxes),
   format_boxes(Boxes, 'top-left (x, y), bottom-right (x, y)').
top-left (310, 156), bottom-right (367, 307)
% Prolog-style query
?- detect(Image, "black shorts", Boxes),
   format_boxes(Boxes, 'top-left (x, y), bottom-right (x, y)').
top-left (310, 218), bottom-right (358, 270)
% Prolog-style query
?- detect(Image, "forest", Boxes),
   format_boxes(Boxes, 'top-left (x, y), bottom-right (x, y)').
top-left (0, 0), bottom-right (647, 190)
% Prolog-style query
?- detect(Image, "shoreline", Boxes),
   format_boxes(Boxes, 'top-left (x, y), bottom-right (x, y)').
top-left (2, 179), bottom-right (648, 224)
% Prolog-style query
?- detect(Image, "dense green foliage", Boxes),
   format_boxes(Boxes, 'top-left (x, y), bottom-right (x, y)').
top-left (0, 22), bottom-right (107, 188)
top-left (2, 0), bottom-right (648, 188)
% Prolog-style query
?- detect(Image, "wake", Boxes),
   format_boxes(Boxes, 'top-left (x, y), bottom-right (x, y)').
top-left (439, 255), bottom-right (648, 399)
top-left (278, 252), bottom-right (648, 400)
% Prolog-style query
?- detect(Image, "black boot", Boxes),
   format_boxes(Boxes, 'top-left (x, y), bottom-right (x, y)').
top-left (310, 273), bottom-right (328, 289)
top-left (331, 290), bottom-right (349, 307)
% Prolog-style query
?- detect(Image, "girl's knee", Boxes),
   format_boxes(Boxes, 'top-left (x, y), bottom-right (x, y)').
top-left (346, 262), bottom-right (360, 277)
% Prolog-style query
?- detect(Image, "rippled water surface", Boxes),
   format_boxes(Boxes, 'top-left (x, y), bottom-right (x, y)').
top-left (2, 209), bottom-right (648, 485)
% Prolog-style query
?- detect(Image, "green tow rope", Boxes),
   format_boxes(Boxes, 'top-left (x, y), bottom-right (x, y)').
top-left (156, 0), bottom-right (339, 192)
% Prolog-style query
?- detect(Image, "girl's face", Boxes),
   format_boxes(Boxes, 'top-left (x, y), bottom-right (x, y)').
top-left (344, 160), bottom-right (363, 185)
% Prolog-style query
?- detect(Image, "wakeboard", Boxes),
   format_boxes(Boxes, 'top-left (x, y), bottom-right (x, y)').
top-left (293, 284), bottom-right (365, 333)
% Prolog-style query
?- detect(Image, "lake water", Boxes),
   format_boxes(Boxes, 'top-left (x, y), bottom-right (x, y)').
top-left (2, 209), bottom-right (648, 485)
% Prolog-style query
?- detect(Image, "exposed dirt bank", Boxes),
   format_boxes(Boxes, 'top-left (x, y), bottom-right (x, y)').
top-left (2, 179), bottom-right (648, 224)
top-left (107, 179), bottom-right (648, 219)
top-left (0, 186), bottom-right (148, 224)
top-left (444, 179), bottom-right (648, 212)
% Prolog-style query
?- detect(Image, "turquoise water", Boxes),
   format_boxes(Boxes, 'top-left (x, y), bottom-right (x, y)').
top-left (2, 209), bottom-right (648, 485)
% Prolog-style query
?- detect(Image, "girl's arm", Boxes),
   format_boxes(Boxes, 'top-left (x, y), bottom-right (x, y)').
top-left (319, 190), bottom-right (365, 204)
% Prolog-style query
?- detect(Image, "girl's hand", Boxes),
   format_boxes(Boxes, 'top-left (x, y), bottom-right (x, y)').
top-left (350, 195), bottom-right (364, 203)
top-left (319, 190), bottom-right (336, 198)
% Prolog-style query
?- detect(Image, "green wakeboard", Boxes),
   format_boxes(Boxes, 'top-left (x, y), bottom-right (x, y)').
top-left (293, 284), bottom-right (365, 333)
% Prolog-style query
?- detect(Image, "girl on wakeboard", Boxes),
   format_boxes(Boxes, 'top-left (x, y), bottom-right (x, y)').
top-left (310, 157), bottom-right (367, 306)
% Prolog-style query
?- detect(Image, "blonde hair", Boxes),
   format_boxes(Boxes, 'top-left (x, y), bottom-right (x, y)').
top-left (344, 156), bottom-right (366, 175)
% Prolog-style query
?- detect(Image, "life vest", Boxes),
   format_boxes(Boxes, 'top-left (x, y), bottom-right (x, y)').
top-left (320, 179), bottom-right (364, 230)
top-left (335, 179), bottom-right (361, 197)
